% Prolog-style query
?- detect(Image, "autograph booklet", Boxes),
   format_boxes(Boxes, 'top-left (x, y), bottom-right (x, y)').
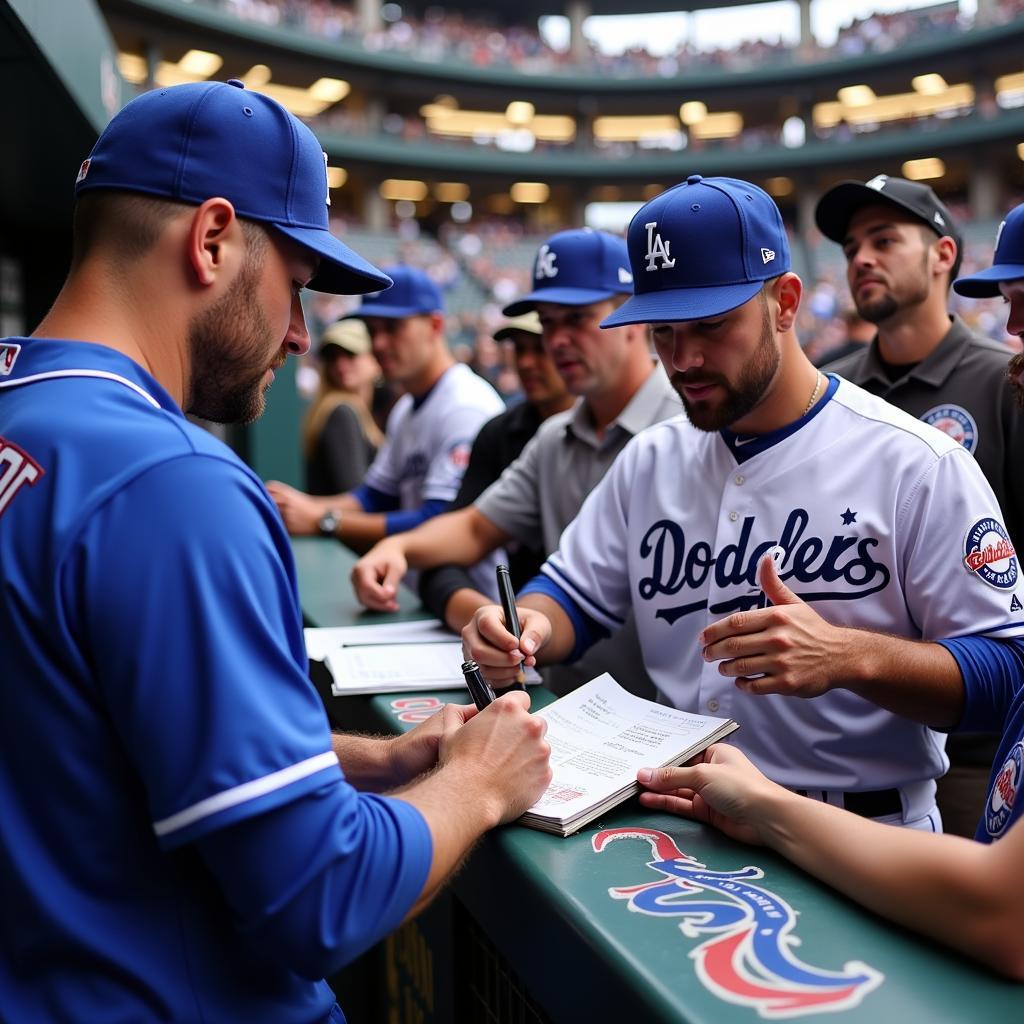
top-left (519, 673), bottom-right (739, 837)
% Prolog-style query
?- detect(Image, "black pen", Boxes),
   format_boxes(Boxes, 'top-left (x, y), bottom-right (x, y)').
top-left (496, 563), bottom-right (527, 691)
top-left (462, 659), bottom-right (496, 711)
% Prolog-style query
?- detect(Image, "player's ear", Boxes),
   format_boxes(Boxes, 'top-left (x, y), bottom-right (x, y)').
top-left (931, 235), bottom-right (957, 280)
top-left (186, 197), bottom-right (241, 288)
top-left (772, 273), bottom-right (802, 333)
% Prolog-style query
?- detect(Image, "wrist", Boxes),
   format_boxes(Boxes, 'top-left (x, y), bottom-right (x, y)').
top-left (318, 507), bottom-right (342, 537)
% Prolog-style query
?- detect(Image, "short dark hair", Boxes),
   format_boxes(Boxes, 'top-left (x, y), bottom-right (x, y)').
top-left (71, 190), bottom-right (268, 271)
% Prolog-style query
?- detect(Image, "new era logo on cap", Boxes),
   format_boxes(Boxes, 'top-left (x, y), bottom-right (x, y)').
top-left (76, 159), bottom-right (91, 185)
top-left (618, 266), bottom-right (634, 285)
top-left (761, 248), bottom-right (776, 264)
top-left (866, 174), bottom-right (888, 191)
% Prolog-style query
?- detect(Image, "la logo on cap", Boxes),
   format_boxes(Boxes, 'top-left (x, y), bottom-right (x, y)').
top-left (644, 222), bottom-right (676, 272)
top-left (535, 243), bottom-right (558, 279)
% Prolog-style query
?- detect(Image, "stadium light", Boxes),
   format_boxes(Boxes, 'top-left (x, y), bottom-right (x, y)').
top-left (679, 101), bottom-right (707, 126)
top-left (178, 50), bottom-right (223, 78)
top-left (434, 183), bottom-right (470, 202)
top-left (309, 78), bottom-right (350, 104)
top-left (506, 101), bottom-right (536, 126)
top-left (690, 112), bottom-right (743, 140)
top-left (593, 115), bottom-right (681, 142)
top-left (510, 182), bottom-right (550, 204)
top-left (326, 167), bottom-right (348, 189)
top-left (837, 85), bottom-right (876, 107)
top-left (902, 157), bottom-right (945, 180)
top-left (1018, 143), bottom-right (1024, 161)
top-left (117, 52), bottom-right (148, 85)
top-left (380, 179), bottom-right (429, 201)
top-left (912, 74), bottom-right (947, 95)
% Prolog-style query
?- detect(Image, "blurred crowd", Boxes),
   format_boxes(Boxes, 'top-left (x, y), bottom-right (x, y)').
top-left (214, 0), bottom-right (1024, 76)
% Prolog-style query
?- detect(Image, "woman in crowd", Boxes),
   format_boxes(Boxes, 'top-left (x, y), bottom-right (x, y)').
top-left (303, 318), bottom-right (385, 495)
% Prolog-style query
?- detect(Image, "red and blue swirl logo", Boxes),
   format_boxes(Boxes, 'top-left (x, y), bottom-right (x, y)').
top-left (594, 828), bottom-right (883, 1018)
top-left (986, 742), bottom-right (1022, 838)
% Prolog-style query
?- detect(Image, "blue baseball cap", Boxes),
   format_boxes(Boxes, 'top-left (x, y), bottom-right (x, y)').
top-left (74, 80), bottom-right (392, 296)
top-left (502, 229), bottom-right (633, 316)
top-left (348, 265), bottom-right (444, 319)
top-left (953, 203), bottom-right (1024, 298)
top-left (602, 174), bottom-right (791, 328)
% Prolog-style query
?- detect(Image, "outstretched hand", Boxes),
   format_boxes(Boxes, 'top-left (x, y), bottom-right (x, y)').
top-left (637, 744), bottom-right (783, 846)
top-left (699, 551), bottom-right (856, 698)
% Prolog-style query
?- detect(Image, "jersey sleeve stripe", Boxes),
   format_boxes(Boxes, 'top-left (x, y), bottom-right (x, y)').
top-left (542, 559), bottom-right (625, 630)
top-left (151, 750), bottom-right (341, 838)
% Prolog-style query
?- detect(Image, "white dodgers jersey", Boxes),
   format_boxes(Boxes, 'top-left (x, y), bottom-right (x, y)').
top-left (544, 378), bottom-right (1024, 795)
top-left (363, 362), bottom-right (504, 509)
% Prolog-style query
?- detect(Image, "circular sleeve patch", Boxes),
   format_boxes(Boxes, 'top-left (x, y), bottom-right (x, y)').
top-left (921, 404), bottom-right (978, 453)
top-left (963, 517), bottom-right (1018, 589)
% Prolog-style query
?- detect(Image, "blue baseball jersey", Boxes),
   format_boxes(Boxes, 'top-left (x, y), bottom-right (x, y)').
top-left (0, 338), bottom-right (431, 1022)
top-left (541, 376), bottom-right (1024, 821)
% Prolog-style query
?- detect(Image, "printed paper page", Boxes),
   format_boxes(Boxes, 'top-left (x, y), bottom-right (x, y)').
top-left (526, 673), bottom-right (730, 820)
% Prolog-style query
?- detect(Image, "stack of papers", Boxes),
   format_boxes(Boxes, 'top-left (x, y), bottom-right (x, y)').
top-left (519, 673), bottom-right (739, 837)
top-left (306, 621), bottom-right (538, 696)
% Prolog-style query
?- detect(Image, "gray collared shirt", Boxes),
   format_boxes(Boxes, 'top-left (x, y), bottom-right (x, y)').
top-left (824, 315), bottom-right (1024, 550)
top-left (475, 363), bottom-right (681, 553)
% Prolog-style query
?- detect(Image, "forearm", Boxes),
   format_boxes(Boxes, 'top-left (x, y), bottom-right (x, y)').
top-left (393, 768), bottom-right (501, 918)
top-left (336, 510), bottom-right (390, 552)
top-left (331, 731), bottom-right (397, 792)
top-left (401, 507), bottom-right (507, 569)
top-left (840, 630), bottom-right (964, 728)
top-left (760, 791), bottom-right (1024, 978)
top-left (443, 586), bottom-right (493, 633)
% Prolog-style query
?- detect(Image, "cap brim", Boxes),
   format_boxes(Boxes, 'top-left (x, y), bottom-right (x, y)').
top-left (275, 222), bottom-right (393, 295)
top-left (953, 264), bottom-right (1024, 298)
top-left (503, 286), bottom-right (620, 317)
top-left (601, 281), bottom-right (762, 328)
top-left (814, 181), bottom-right (958, 246)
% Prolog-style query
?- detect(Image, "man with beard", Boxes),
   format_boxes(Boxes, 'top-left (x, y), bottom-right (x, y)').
top-left (627, 207), bottom-right (1024, 980)
top-left (0, 81), bottom-right (551, 1023)
top-left (267, 265), bottom-right (504, 555)
top-left (463, 175), bottom-right (1024, 832)
top-left (817, 175), bottom-right (1024, 837)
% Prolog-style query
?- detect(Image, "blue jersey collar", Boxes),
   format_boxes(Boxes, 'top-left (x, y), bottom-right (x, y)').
top-left (719, 373), bottom-right (839, 464)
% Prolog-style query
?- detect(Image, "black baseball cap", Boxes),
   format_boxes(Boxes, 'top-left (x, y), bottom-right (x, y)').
top-left (815, 174), bottom-right (962, 278)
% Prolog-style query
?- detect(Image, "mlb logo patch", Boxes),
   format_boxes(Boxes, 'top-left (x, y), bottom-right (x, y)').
top-left (986, 741), bottom-right (1022, 838)
top-left (963, 517), bottom-right (1018, 590)
top-left (0, 342), bottom-right (20, 376)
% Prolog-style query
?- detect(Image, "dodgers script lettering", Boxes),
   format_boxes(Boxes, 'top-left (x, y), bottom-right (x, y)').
top-left (638, 508), bottom-right (891, 624)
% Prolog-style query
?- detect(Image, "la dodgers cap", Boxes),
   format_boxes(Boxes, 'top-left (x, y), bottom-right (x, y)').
top-left (602, 174), bottom-right (790, 328)
top-left (347, 265), bottom-right (444, 319)
top-left (74, 80), bottom-right (392, 296)
top-left (815, 174), bottom-right (963, 276)
top-left (502, 229), bottom-right (633, 316)
top-left (954, 203), bottom-right (1024, 297)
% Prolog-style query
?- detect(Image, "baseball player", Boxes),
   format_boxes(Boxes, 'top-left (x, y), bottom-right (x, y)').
top-left (352, 228), bottom-right (680, 696)
top-left (633, 204), bottom-right (1024, 978)
top-left (0, 81), bottom-right (551, 1022)
top-left (465, 174), bottom-right (1024, 831)
top-left (268, 265), bottom-right (505, 552)
top-left (816, 175), bottom-right (1024, 836)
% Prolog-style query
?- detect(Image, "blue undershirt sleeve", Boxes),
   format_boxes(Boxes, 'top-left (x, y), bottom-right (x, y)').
top-left (384, 498), bottom-right (450, 535)
top-left (938, 635), bottom-right (1024, 733)
top-left (351, 483), bottom-right (401, 513)
top-left (197, 779), bottom-right (431, 979)
top-left (519, 574), bottom-right (609, 664)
